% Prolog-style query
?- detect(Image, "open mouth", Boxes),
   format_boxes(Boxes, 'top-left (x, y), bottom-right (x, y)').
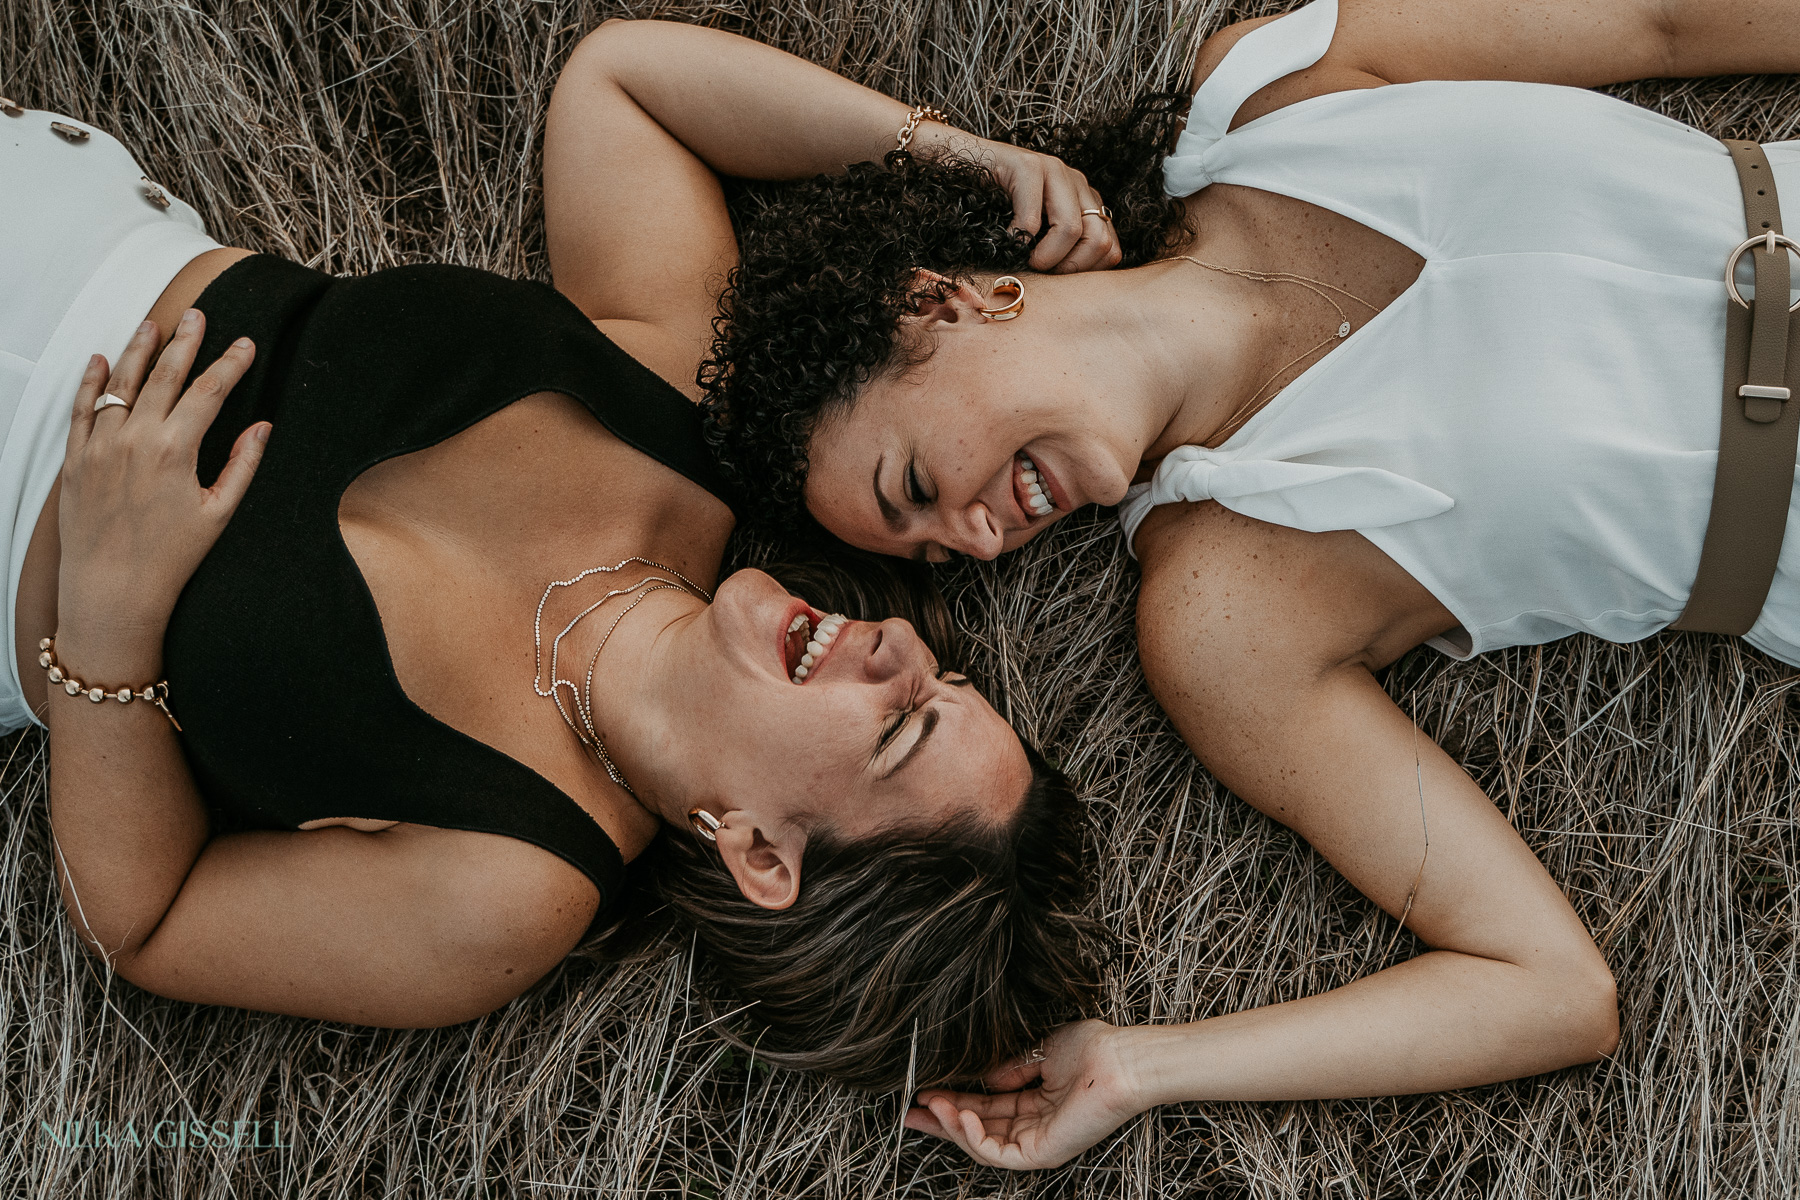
top-left (1013, 452), bottom-right (1056, 519)
top-left (784, 610), bottom-right (850, 683)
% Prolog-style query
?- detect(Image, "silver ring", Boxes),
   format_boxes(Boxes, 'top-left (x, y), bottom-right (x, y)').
top-left (1724, 231), bottom-right (1800, 312)
top-left (1080, 206), bottom-right (1113, 222)
top-left (93, 393), bottom-right (131, 413)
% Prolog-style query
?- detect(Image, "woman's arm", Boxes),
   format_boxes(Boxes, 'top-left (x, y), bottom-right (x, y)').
top-left (1328, 0), bottom-right (1800, 88)
top-left (907, 504), bottom-right (1618, 1168)
top-left (48, 319), bottom-right (593, 1025)
top-left (544, 20), bottom-right (1119, 390)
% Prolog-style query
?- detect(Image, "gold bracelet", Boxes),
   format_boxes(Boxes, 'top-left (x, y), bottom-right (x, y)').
top-left (38, 636), bottom-right (181, 730)
top-left (896, 104), bottom-right (949, 153)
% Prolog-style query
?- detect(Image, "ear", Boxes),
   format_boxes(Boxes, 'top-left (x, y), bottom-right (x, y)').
top-left (900, 269), bottom-right (997, 330)
top-left (713, 813), bottom-right (806, 911)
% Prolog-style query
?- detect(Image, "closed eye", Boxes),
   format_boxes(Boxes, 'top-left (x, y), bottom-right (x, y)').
top-left (906, 461), bottom-right (929, 507)
top-left (879, 708), bottom-right (911, 749)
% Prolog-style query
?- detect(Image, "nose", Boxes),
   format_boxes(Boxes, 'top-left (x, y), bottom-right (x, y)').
top-left (857, 617), bottom-right (932, 682)
top-left (942, 502), bottom-right (1004, 562)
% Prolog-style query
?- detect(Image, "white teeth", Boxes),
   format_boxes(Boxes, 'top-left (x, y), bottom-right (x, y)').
top-left (1016, 453), bottom-right (1056, 518)
top-left (791, 613), bottom-right (848, 683)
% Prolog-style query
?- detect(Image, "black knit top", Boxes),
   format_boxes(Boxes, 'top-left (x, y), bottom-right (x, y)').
top-left (166, 255), bottom-right (733, 911)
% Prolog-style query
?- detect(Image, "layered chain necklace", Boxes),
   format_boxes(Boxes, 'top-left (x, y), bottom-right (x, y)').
top-left (1168, 255), bottom-right (1380, 446)
top-left (533, 556), bottom-right (712, 797)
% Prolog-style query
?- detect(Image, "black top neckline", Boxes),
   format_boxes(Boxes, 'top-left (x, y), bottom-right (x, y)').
top-left (169, 254), bottom-right (737, 919)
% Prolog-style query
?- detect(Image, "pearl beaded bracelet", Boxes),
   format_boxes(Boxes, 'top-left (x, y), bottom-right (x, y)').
top-left (37, 636), bottom-right (180, 729)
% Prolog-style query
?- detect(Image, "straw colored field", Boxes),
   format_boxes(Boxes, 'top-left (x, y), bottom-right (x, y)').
top-left (2, 1), bottom-right (1798, 1195)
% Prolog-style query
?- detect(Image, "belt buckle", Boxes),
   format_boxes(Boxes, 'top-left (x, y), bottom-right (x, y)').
top-left (1724, 230), bottom-right (1800, 313)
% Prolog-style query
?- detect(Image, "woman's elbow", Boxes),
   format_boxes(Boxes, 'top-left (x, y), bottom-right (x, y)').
top-left (1552, 954), bottom-right (1620, 1064)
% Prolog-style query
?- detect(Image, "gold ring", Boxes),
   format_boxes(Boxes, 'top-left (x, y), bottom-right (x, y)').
top-left (93, 393), bottom-right (131, 413)
top-left (1081, 206), bottom-right (1113, 222)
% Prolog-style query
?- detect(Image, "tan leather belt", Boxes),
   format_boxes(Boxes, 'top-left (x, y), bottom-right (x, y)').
top-left (1672, 140), bottom-right (1800, 635)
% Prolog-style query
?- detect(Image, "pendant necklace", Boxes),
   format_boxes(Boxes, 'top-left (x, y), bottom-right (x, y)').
top-left (1168, 255), bottom-right (1380, 446)
top-left (533, 556), bottom-right (712, 797)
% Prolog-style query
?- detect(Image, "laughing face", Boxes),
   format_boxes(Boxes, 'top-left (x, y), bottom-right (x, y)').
top-left (798, 283), bottom-right (1141, 563)
top-left (660, 569), bottom-right (1032, 842)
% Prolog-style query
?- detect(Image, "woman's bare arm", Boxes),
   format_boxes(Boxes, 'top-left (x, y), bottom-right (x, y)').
top-left (1329, 0), bottom-right (1800, 86)
top-left (544, 20), bottom-right (1120, 390)
top-left (908, 504), bottom-right (1617, 1168)
top-left (48, 318), bottom-right (590, 1026)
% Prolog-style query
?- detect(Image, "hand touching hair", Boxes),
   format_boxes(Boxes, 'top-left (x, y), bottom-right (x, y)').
top-left (701, 93), bottom-right (1195, 533)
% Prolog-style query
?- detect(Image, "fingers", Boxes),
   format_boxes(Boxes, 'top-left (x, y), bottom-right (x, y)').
top-left (65, 355), bottom-right (110, 457)
top-left (1007, 167), bottom-right (1046, 243)
top-left (1054, 209), bottom-right (1123, 275)
top-left (918, 1096), bottom-right (1031, 1170)
top-left (206, 421), bottom-right (272, 518)
top-left (916, 1088), bottom-right (1021, 1121)
top-left (1029, 168), bottom-right (1087, 271)
top-left (924, 1096), bottom-right (981, 1158)
top-left (956, 1106), bottom-right (1021, 1170)
top-left (166, 335), bottom-right (257, 443)
top-left (95, 320), bottom-right (163, 422)
top-left (135, 308), bottom-right (207, 421)
top-left (984, 1056), bottom-right (1047, 1092)
top-left (903, 1105), bottom-right (948, 1138)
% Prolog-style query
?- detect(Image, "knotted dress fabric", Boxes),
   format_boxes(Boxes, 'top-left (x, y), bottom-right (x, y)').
top-left (1124, 0), bottom-right (1800, 665)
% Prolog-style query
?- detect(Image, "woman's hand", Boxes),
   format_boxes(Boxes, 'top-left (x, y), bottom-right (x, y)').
top-left (56, 310), bottom-right (266, 671)
top-left (904, 1019), bottom-right (1146, 1170)
top-left (917, 128), bottom-right (1124, 275)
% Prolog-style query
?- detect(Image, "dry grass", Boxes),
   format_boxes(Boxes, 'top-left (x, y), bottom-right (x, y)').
top-left (3, 0), bottom-right (1799, 1195)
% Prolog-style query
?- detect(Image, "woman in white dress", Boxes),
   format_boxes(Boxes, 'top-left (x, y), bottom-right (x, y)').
top-left (702, 0), bottom-right (1800, 1164)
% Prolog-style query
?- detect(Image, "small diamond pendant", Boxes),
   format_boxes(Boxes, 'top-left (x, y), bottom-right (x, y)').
top-left (1337, 321), bottom-right (1352, 338)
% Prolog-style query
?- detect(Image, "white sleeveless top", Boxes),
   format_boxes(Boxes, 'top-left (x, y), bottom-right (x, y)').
top-left (1119, 0), bottom-right (1800, 665)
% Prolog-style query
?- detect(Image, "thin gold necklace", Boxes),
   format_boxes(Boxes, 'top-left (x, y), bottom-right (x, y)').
top-left (533, 556), bottom-right (713, 797)
top-left (1169, 255), bottom-right (1380, 446)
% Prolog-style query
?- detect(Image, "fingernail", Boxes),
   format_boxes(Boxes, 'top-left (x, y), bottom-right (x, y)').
top-left (138, 320), bottom-right (156, 335)
top-left (255, 424), bottom-right (271, 444)
top-left (88, 354), bottom-right (104, 371)
top-left (233, 337), bottom-right (252, 349)
top-left (179, 309), bottom-right (199, 329)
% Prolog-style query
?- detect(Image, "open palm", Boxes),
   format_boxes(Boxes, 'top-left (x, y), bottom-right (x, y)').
top-left (903, 1020), bottom-right (1143, 1170)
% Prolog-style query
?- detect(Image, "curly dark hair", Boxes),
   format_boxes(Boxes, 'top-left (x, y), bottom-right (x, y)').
top-left (700, 93), bottom-right (1195, 531)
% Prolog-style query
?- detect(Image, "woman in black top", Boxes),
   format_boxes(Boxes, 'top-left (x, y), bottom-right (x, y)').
top-left (24, 21), bottom-right (1119, 1090)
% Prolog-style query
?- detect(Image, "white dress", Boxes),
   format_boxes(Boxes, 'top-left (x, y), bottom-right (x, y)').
top-left (0, 110), bottom-right (219, 731)
top-left (1119, 0), bottom-right (1800, 665)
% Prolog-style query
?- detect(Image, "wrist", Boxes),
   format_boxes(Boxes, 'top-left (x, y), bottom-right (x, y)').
top-left (44, 628), bottom-right (166, 686)
top-left (902, 117), bottom-right (983, 161)
top-left (1107, 1022), bottom-right (1184, 1112)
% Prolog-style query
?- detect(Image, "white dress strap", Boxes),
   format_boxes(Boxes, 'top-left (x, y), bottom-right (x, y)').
top-left (1118, 443), bottom-right (1453, 557)
top-left (1163, 0), bottom-right (1342, 198)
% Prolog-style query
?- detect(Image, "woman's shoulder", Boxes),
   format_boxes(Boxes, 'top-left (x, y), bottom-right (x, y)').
top-left (1132, 499), bottom-right (1450, 681)
top-left (1185, 8), bottom-right (1386, 134)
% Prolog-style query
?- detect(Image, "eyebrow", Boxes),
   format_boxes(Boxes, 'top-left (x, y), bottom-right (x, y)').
top-left (874, 456), bottom-right (902, 531)
top-left (882, 708), bottom-right (940, 780)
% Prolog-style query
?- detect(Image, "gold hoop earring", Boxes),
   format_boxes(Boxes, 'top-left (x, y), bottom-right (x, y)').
top-left (977, 276), bottom-right (1025, 321)
top-left (688, 808), bottom-right (722, 842)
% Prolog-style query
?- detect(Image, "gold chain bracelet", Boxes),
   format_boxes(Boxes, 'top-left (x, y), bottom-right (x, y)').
top-left (896, 104), bottom-right (949, 153)
top-left (37, 636), bottom-right (181, 730)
